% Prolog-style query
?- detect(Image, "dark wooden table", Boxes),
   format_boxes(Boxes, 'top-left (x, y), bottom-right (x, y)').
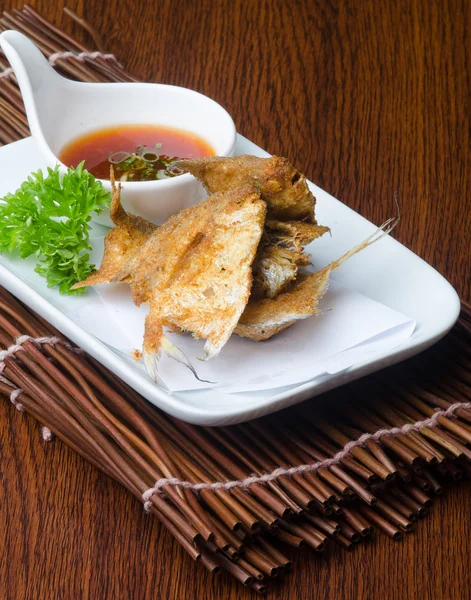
top-left (1, 1), bottom-right (470, 598)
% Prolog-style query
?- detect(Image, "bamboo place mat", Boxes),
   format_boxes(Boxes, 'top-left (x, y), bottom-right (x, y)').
top-left (1, 6), bottom-right (471, 594)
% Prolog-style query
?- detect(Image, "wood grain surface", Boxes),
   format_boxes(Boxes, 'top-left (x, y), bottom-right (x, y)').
top-left (0, 1), bottom-right (470, 598)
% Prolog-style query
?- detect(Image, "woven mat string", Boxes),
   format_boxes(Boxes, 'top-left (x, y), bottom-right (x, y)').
top-left (0, 335), bottom-right (82, 414)
top-left (141, 398), bottom-right (471, 510)
top-left (0, 50), bottom-right (123, 80)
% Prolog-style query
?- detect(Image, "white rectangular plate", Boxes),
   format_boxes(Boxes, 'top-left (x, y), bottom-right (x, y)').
top-left (0, 136), bottom-right (460, 425)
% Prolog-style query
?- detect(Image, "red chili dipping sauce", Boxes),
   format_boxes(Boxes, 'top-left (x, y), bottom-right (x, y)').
top-left (59, 124), bottom-right (214, 181)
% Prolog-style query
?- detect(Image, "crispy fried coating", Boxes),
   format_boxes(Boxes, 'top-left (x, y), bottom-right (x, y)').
top-left (250, 220), bottom-right (328, 299)
top-left (72, 152), bottom-right (397, 382)
top-left (72, 181), bottom-right (157, 289)
top-left (235, 215), bottom-right (399, 341)
top-left (74, 180), bottom-right (267, 378)
top-left (252, 244), bottom-right (311, 299)
top-left (178, 155), bottom-right (316, 222)
top-left (175, 155), bottom-right (330, 302)
top-left (117, 186), bottom-right (267, 375)
top-left (265, 220), bottom-right (330, 251)
top-left (235, 268), bottom-right (331, 340)
top-left (112, 187), bottom-right (264, 307)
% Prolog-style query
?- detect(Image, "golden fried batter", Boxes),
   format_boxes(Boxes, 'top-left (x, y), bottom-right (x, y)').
top-left (177, 155), bottom-right (317, 222)
top-left (265, 220), bottom-right (330, 251)
top-left (249, 220), bottom-right (328, 299)
top-left (73, 152), bottom-right (397, 383)
top-left (75, 183), bottom-right (267, 379)
top-left (176, 155), bottom-right (330, 301)
top-left (114, 186), bottom-right (267, 377)
top-left (235, 215), bottom-right (399, 341)
top-left (72, 180), bottom-right (157, 289)
top-left (252, 244), bottom-right (311, 299)
top-left (235, 268), bottom-right (331, 340)
top-left (112, 187), bottom-right (263, 306)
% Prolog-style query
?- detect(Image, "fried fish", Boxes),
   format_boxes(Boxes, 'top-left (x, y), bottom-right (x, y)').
top-left (250, 219), bottom-right (330, 299)
top-left (140, 187), bottom-right (266, 378)
top-left (72, 177), bottom-right (157, 289)
top-left (235, 268), bottom-right (331, 340)
top-left (235, 216), bottom-right (399, 341)
top-left (74, 153), bottom-right (396, 385)
top-left (251, 244), bottom-right (311, 299)
top-left (265, 220), bottom-right (330, 252)
top-left (75, 181), bottom-right (267, 380)
top-left (177, 155), bottom-right (317, 222)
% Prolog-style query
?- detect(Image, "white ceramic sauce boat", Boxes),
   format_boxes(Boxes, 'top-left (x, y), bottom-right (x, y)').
top-left (0, 30), bottom-right (237, 226)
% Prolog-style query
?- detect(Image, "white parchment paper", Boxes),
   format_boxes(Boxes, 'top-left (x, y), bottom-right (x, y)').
top-left (80, 274), bottom-right (415, 393)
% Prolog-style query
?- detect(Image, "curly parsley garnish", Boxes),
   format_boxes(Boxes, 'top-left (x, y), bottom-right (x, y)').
top-left (0, 163), bottom-right (110, 295)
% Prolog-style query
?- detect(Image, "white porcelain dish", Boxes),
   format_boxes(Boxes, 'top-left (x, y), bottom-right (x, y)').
top-left (0, 30), bottom-right (236, 226)
top-left (0, 135), bottom-right (460, 425)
